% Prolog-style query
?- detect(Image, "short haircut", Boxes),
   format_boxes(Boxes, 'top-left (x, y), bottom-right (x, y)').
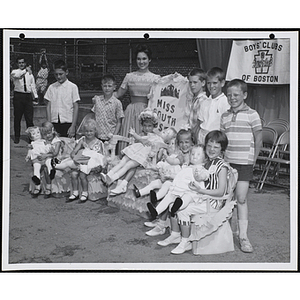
top-left (226, 79), bottom-right (248, 93)
top-left (53, 60), bottom-right (68, 71)
top-left (135, 44), bottom-right (152, 60)
top-left (207, 67), bottom-right (225, 81)
top-left (204, 130), bottom-right (228, 152)
top-left (176, 128), bottom-right (196, 146)
top-left (16, 56), bottom-right (26, 63)
top-left (83, 119), bottom-right (98, 136)
top-left (101, 74), bottom-right (116, 84)
top-left (189, 68), bottom-right (206, 82)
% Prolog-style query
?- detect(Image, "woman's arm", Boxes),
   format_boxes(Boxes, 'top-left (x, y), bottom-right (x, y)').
top-left (115, 87), bottom-right (127, 99)
top-left (189, 166), bottom-right (227, 197)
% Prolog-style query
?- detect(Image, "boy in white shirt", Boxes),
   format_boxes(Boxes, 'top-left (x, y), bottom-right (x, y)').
top-left (11, 56), bottom-right (38, 144)
top-left (44, 60), bottom-right (80, 137)
top-left (198, 67), bottom-right (230, 144)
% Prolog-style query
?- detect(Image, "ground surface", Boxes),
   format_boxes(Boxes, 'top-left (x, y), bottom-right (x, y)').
top-left (5, 135), bottom-right (292, 271)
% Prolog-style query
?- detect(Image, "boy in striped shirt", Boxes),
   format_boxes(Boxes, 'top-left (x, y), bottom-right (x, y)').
top-left (221, 79), bottom-right (262, 253)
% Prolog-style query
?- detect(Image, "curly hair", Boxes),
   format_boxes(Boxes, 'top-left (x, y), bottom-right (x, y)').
top-left (138, 108), bottom-right (159, 127)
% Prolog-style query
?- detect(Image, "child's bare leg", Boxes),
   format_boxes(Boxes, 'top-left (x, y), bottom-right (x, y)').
top-left (55, 158), bottom-right (76, 170)
top-left (67, 170), bottom-right (79, 201)
top-left (107, 156), bottom-right (130, 175)
top-left (108, 160), bottom-right (139, 184)
top-left (79, 172), bottom-right (88, 202)
top-left (235, 181), bottom-right (253, 252)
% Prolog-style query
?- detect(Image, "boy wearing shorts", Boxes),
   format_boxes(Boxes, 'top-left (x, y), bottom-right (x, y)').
top-left (44, 60), bottom-right (80, 137)
top-left (221, 79), bottom-right (262, 253)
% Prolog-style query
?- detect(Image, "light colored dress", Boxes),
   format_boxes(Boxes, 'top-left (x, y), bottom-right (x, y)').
top-left (119, 71), bottom-right (160, 150)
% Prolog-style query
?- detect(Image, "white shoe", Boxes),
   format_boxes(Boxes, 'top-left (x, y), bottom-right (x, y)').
top-left (157, 233), bottom-right (181, 247)
top-left (171, 240), bottom-right (192, 255)
top-left (110, 180), bottom-right (127, 195)
top-left (146, 226), bottom-right (166, 236)
top-left (144, 219), bottom-right (159, 228)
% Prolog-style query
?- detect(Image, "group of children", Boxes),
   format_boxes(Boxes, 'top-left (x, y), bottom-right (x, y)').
top-left (23, 58), bottom-right (262, 255)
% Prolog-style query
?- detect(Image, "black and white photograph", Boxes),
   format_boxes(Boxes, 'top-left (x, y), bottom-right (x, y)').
top-left (2, 29), bottom-right (298, 272)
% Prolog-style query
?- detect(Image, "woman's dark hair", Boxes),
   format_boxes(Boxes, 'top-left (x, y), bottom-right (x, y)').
top-left (134, 44), bottom-right (152, 60)
top-left (204, 130), bottom-right (228, 152)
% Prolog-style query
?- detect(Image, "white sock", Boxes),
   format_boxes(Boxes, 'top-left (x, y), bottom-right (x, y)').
top-left (170, 231), bottom-right (180, 237)
top-left (73, 190), bottom-right (79, 196)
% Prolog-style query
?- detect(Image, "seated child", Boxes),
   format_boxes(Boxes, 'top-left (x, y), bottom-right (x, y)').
top-left (25, 126), bottom-right (54, 197)
top-left (133, 127), bottom-right (195, 200)
top-left (39, 121), bottom-right (63, 197)
top-left (138, 127), bottom-right (196, 236)
top-left (55, 119), bottom-right (106, 203)
top-left (100, 108), bottom-right (177, 187)
top-left (147, 145), bottom-right (209, 220)
top-left (157, 130), bottom-right (229, 255)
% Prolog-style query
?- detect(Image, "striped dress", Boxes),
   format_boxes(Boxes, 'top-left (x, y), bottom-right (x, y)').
top-left (204, 157), bottom-right (227, 210)
top-left (119, 71), bottom-right (160, 151)
top-left (220, 104), bottom-right (262, 165)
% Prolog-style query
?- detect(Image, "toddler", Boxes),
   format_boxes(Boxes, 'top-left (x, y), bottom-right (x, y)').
top-left (55, 119), bottom-right (106, 203)
top-left (25, 126), bottom-right (53, 197)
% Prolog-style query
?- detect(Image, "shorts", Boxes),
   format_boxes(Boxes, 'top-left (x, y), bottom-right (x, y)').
top-left (230, 163), bottom-right (253, 181)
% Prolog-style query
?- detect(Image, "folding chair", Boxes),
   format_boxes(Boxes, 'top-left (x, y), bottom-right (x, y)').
top-left (189, 164), bottom-right (238, 255)
top-left (267, 122), bottom-right (289, 138)
top-left (256, 130), bottom-right (290, 190)
top-left (255, 127), bottom-right (278, 171)
top-left (260, 117), bottom-right (266, 127)
top-left (267, 118), bottom-right (290, 130)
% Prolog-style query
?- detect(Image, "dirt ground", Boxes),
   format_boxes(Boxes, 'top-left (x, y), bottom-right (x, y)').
top-left (5, 135), bottom-right (292, 271)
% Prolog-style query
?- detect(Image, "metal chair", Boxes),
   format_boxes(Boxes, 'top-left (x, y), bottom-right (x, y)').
top-left (267, 119), bottom-right (290, 130)
top-left (267, 122), bottom-right (289, 138)
top-left (256, 130), bottom-right (290, 190)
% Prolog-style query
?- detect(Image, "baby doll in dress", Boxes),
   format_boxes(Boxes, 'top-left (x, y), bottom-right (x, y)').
top-left (147, 145), bottom-right (210, 220)
top-left (25, 126), bottom-right (54, 196)
top-left (100, 108), bottom-right (177, 186)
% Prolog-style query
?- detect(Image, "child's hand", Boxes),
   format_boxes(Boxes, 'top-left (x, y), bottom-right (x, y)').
top-left (27, 144), bottom-right (33, 149)
top-left (129, 128), bottom-right (136, 136)
top-left (188, 181), bottom-right (202, 193)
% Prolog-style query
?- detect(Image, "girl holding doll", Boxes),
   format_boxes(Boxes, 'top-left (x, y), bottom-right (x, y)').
top-left (100, 108), bottom-right (177, 188)
top-left (55, 119), bottom-right (106, 203)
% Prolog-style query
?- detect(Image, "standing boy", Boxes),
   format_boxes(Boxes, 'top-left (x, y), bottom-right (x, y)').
top-left (44, 60), bottom-right (80, 137)
top-left (187, 68), bottom-right (207, 144)
top-left (11, 56), bottom-right (38, 144)
top-left (198, 67), bottom-right (230, 144)
top-left (221, 79), bottom-right (262, 253)
top-left (91, 74), bottom-right (124, 142)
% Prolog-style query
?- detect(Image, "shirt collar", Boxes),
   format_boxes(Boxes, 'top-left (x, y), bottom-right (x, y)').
top-left (209, 92), bottom-right (225, 101)
top-left (228, 103), bottom-right (249, 114)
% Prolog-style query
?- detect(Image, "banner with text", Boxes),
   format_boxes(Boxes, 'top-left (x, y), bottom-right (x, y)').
top-left (148, 74), bottom-right (192, 131)
top-left (226, 39), bottom-right (290, 84)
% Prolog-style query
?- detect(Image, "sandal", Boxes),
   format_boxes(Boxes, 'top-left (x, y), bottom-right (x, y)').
top-left (66, 193), bottom-right (79, 203)
top-left (239, 238), bottom-right (254, 253)
top-left (32, 188), bottom-right (41, 198)
top-left (78, 193), bottom-right (88, 203)
top-left (44, 188), bottom-right (52, 199)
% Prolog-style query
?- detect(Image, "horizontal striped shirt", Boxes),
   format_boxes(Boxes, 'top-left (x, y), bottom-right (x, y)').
top-left (220, 104), bottom-right (262, 165)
